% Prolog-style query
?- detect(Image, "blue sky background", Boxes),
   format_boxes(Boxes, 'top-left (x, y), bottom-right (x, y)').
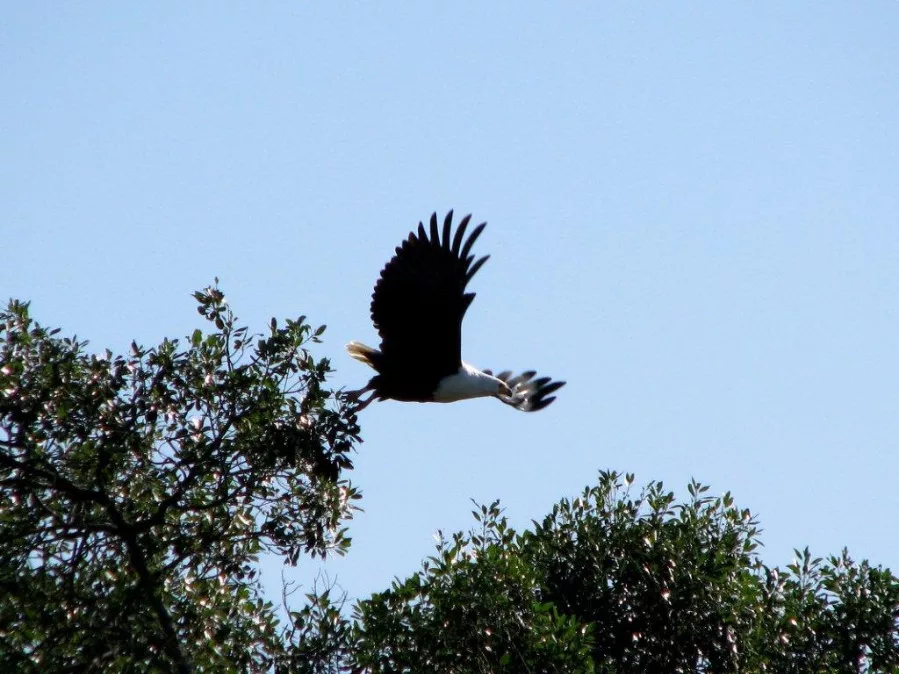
top-left (3, 4), bottom-right (898, 611)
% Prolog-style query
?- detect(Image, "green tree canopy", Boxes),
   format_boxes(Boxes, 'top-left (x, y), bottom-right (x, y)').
top-left (2, 289), bottom-right (897, 673)
top-left (350, 473), bottom-right (899, 673)
top-left (0, 286), bottom-right (360, 671)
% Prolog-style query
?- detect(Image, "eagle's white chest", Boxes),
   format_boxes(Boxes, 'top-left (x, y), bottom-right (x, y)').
top-left (433, 362), bottom-right (503, 402)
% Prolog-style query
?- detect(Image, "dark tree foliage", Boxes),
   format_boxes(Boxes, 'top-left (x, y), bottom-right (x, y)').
top-left (0, 285), bottom-right (361, 672)
top-left (350, 472), bottom-right (899, 673)
top-left (351, 503), bottom-right (594, 673)
top-left (3, 289), bottom-right (898, 674)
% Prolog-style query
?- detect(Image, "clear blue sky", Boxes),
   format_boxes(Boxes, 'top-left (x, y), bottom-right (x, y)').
top-left (3, 4), bottom-right (898, 609)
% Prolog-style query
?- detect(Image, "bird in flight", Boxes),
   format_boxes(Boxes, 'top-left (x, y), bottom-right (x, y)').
top-left (346, 211), bottom-right (564, 412)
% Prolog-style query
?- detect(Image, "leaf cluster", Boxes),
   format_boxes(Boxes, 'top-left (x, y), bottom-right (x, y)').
top-left (348, 472), bottom-right (899, 673)
top-left (0, 285), bottom-right (361, 672)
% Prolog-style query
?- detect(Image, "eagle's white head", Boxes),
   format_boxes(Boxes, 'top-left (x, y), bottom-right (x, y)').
top-left (433, 362), bottom-right (511, 403)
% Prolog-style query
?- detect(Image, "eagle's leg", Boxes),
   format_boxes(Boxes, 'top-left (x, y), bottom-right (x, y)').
top-left (353, 390), bottom-right (377, 412)
top-left (342, 384), bottom-right (377, 412)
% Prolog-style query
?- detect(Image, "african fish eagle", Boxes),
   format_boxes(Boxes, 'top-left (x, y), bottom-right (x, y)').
top-left (346, 211), bottom-right (565, 412)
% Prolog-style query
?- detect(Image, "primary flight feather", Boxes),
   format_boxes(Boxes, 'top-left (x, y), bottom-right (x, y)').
top-left (346, 211), bottom-right (564, 412)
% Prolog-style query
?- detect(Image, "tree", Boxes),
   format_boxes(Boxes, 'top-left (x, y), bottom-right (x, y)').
top-left (0, 285), bottom-right (361, 672)
top-left (350, 472), bottom-right (899, 673)
top-left (4, 289), bottom-right (898, 673)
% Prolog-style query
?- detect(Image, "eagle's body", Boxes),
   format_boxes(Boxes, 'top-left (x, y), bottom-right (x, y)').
top-left (347, 211), bottom-right (564, 412)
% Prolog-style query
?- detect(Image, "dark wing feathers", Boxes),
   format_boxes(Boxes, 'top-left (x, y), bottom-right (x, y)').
top-left (451, 215), bottom-right (472, 253)
top-left (465, 254), bottom-right (490, 285)
top-left (483, 369), bottom-right (566, 412)
top-left (458, 222), bottom-right (486, 261)
top-left (429, 213), bottom-right (440, 248)
top-left (370, 210), bottom-right (488, 377)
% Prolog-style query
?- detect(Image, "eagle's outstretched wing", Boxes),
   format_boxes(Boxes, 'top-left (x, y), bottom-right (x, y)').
top-left (370, 211), bottom-right (488, 379)
top-left (484, 369), bottom-right (566, 412)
